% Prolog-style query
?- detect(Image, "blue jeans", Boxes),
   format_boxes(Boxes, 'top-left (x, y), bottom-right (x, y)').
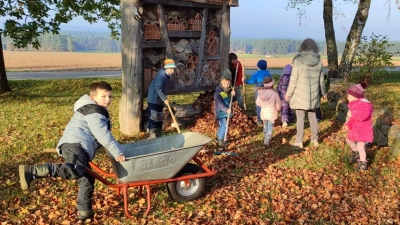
top-left (263, 120), bottom-right (274, 142)
top-left (216, 117), bottom-right (227, 140)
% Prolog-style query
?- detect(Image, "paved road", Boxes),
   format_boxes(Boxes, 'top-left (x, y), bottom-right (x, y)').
top-left (7, 67), bottom-right (400, 80)
top-left (7, 71), bottom-right (123, 80)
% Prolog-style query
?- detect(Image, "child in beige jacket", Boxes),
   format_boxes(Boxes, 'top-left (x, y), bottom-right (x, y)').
top-left (256, 77), bottom-right (282, 146)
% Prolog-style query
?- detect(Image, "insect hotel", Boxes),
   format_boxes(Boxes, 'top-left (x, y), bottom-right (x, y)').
top-left (119, 0), bottom-right (239, 134)
top-left (139, 0), bottom-right (239, 95)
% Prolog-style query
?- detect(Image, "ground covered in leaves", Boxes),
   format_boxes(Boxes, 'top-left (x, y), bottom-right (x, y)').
top-left (1, 78), bottom-right (400, 224)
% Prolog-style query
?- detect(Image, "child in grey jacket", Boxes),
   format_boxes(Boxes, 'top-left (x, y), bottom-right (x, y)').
top-left (19, 81), bottom-right (126, 221)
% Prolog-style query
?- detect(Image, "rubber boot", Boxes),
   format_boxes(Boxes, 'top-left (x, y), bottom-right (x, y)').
top-left (348, 151), bottom-right (360, 164)
top-left (77, 209), bottom-right (94, 221)
top-left (155, 127), bottom-right (162, 137)
top-left (148, 128), bottom-right (157, 139)
top-left (19, 163), bottom-right (50, 191)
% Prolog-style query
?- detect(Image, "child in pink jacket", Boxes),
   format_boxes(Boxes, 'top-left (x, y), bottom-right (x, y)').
top-left (256, 77), bottom-right (282, 146)
top-left (344, 83), bottom-right (373, 171)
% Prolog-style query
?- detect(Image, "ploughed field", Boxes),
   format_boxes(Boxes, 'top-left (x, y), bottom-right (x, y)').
top-left (5, 51), bottom-right (400, 72)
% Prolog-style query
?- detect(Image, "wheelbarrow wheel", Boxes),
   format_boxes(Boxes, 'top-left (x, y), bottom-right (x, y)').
top-left (166, 163), bottom-right (207, 202)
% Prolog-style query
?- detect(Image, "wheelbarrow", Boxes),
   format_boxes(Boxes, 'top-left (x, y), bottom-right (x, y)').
top-left (85, 131), bottom-right (215, 218)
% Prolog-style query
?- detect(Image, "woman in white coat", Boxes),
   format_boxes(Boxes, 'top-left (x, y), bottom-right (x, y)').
top-left (285, 38), bottom-right (326, 149)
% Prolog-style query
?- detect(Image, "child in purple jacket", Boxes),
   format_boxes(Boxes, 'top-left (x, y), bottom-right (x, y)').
top-left (277, 64), bottom-right (294, 128)
top-left (344, 83), bottom-right (373, 171)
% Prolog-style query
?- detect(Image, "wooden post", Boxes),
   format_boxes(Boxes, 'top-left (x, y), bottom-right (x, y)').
top-left (195, 8), bottom-right (208, 86)
top-left (219, 1), bottom-right (230, 73)
top-left (119, 0), bottom-right (143, 135)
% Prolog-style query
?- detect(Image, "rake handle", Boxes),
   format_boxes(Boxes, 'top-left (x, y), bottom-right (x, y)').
top-left (166, 102), bottom-right (181, 133)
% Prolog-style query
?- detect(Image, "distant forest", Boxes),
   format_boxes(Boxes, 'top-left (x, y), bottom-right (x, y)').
top-left (2, 31), bottom-right (400, 56)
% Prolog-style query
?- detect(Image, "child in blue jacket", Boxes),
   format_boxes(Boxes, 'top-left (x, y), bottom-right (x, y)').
top-left (214, 69), bottom-right (236, 148)
top-left (243, 59), bottom-right (271, 126)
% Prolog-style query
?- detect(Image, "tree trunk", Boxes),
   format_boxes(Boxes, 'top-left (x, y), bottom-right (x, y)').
top-left (0, 35), bottom-right (12, 94)
top-left (338, 0), bottom-right (371, 79)
top-left (323, 0), bottom-right (339, 83)
top-left (119, 0), bottom-right (143, 135)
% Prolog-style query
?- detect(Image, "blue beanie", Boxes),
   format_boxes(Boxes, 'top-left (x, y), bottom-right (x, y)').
top-left (257, 60), bottom-right (267, 70)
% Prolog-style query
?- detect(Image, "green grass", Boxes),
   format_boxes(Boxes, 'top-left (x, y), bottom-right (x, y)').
top-left (1, 75), bottom-right (400, 224)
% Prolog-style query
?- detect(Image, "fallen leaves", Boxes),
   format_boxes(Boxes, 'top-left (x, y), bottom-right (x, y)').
top-left (2, 85), bottom-right (400, 224)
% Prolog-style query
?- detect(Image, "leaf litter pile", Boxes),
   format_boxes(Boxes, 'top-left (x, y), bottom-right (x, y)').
top-left (191, 91), bottom-right (257, 136)
top-left (1, 91), bottom-right (400, 224)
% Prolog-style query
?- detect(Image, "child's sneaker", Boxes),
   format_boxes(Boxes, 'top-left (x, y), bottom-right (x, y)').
top-left (217, 139), bottom-right (225, 150)
top-left (348, 151), bottom-right (360, 164)
top-left (291, 142), bottom-right (303, 149)
top-left (356, 161), bottom-right (368, 171)
top-left (263, 137), bottom-right (270, 147)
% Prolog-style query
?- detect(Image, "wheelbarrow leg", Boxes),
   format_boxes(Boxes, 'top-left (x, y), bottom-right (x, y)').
top-left (138, 186), bottom-right (143, 196)
top-left (144, 185), bottom-right (151, 217)
top-left (115, 187), bottom-right (121, 197)
top-left (122, 184), bottom-right (133, 218)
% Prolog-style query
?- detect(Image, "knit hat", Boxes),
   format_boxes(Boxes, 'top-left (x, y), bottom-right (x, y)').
top-left (283, 64), bottom-right (292, 75)
top-left (263, 76), bottom-right (274, 88)
top-left (221, 69), bottom-right (232, 81)
top-left (164, 59), bottom-right (176, 69)
top-left (347, 83), bottom-right (368, 98)
top-left (257, 60), bottom-right (267, 70)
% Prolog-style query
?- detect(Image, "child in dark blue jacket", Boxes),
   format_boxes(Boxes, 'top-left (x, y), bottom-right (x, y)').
top-left (214, 69), bottom-right (236, 147)
top-left (243, 59), bottom-right (271, 126)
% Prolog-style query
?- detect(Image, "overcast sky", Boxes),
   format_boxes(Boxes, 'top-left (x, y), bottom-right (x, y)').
top-left (230, 1), bottom-right (400, 41)
top-left (61, 1), bottom-right (400, 41)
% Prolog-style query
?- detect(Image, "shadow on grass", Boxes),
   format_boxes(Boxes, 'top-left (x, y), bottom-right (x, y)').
top-left (198, 98), bottom-right (347, 193)
top-left (199, 122), bottom-right (304, 191)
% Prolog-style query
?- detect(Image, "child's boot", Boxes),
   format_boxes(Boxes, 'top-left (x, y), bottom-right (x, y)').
top-left (77, 209), bottom-right (94, 221)
top-left (19, 163), bottom-right (50, 190)
top-left (356, 161), bottom-right (368, 171)
top-left (148, 128), bottom-right (157, 139)
top-left (155, 127), bottom-right (162, 137)
top-left (348, 151), bottom-right (360, 164)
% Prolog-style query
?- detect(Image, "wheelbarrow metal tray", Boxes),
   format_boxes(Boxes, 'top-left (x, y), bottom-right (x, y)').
top-left (109, 132), bottom-right (212, 183)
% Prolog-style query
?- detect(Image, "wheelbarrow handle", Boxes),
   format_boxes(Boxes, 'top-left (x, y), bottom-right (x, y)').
top-left (166, 102), bottom-right (181, 133)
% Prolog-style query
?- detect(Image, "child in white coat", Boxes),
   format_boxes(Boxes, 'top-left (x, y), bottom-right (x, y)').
top-left (256, 77), bottom-right (282, 146)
